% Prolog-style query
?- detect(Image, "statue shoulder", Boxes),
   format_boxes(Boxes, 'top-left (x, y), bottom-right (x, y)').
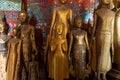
top-left (52, 7), bottom-right (57, 12)
top-left (28, 25), bottom-right (35, 30)
top-left (82, 30), bottom-right (87, 35)
top-left (109, 10), bottom-right (115, 16)
top-left (68, 8), bottom-right (72, 11)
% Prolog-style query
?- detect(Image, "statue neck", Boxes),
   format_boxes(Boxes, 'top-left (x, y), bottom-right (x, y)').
top-left (21, 22), bottom-right (27, 25)
top-left (60, 4), bottom-right (66, 8)
top-left (101, 4), bottom-right (108, 9)
top-left (13, 35), bottom-right (17, 39)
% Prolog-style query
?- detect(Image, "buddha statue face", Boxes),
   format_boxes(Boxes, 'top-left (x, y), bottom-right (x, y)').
top-left (56, 24), bottom-right (63, 35)
top-left (0, 22), bottom-right (5, 33)
top-left (13, 28), bottom-right (17, 36)
top-left (59, 0), bottom-right (68, 4)
top-left (102, 0), bottom-right (110, 4)
top-left (19, 12), bottom-right (27, 23)
top-left (74, 17), bottom-right (82, 28)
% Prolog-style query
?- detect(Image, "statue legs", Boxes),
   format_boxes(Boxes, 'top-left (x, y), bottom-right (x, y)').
top-left (97, 71), bottom-right (101, 80)
top-left (97, 72), bottom-right (107, 80)
top-left (102, 72), bottom-right (107, 80)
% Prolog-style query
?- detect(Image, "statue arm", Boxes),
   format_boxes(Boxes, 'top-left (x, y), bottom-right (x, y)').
top-left (49, 8), bottom-right (57, 38)
top-left (69, 9), bottom-right (73, 28)
top-left (90, 12), bottom-right (97, 47)
top-left (85, 32), bottom-right (91, 64)
top-left (111, 18), bottom-right (114, 63)
top-left (31, 27), bottom-right (38, 55)
top-left (6, 40), bottom-right (11, 71)
top-left (68, 32), bottom-right (73, 59)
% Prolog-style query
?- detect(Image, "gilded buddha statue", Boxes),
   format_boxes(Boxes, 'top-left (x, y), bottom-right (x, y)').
top-left (92, 0), bottom-right (115, 80)
top-left (17, 1), bottom-right (37, 80)
top-left (69, 15), bottom-right (91, 80)
top-left (6, 28), bottom-right (22, 80)
top-left (45, 0), bottom-right (72, 80)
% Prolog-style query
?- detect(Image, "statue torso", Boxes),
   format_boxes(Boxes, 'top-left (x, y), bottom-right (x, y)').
top-left (56, 7), bottom-right (70, 24)
top-left (95, 7), bottom-right (115, 33)
top-left (72, 29), bottom-right (86, 46)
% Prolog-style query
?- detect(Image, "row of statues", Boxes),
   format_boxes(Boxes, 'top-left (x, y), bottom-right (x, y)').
top-left (46, 0), bottom-right (120, 80)
top-left (46, 0), bottom-right (90, 80)
top-left (0, 0), bottom-right (120, 80)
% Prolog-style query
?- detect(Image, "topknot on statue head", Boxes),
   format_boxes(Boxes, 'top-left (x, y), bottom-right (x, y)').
top-left (18, 0), bottom-right (28, 23)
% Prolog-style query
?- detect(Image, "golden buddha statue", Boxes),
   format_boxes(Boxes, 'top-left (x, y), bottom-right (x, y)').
top-left (6, 28), bottom-right (22, 80)
top-left (17, 11), bottom-right (37, 80)
top-left (17, 1), bottom-right (37, 79)
top-left (49, 27), bottom-right (68, 80)
top-left (92, 0), bottom-right (115, 80)
top-left (46, 0), bottom-right (72, 80)
top-left (69, 15), bottom-right (91, 80)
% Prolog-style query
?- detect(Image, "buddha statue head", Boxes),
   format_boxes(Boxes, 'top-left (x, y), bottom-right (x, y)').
top-left (59, 0), bottom-right (68, 5)
top-left (18, 11), bottom-right (27, 23)
top-left (56, 23), bottom-right (64, 35)
top-left (13, 27), bottom-right (18, 37)
top-left (74, 15), bottom-right (82, 28)
top-left (18, 0), bottom-right (27, 23)
top-left (0, 21), bottom-right (5, 33)
top-left (101, 0), bottom-right (110, 5)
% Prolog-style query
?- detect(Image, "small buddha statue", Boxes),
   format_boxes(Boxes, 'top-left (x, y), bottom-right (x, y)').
top-left (69, 15), bottom-right (91, 80)
top-left (6, 28), bottom-right (22, 80)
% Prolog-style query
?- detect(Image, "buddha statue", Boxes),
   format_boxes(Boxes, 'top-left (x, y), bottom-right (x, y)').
top-left (92, 0), bottom-right (115, 80)
top-left (69, 15), bottom-right (91, 80)
top-left (6, 28), bottom-right (22, 80)
top-left (17, 1), bottom-right (37, 79)
top-left (45, 0), bottom-right (72, 80)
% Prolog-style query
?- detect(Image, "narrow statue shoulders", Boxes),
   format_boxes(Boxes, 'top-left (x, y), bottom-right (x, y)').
top-left (27, 24), bottom-right (35, 30)
top-left (95, 8), bottom-right (115, 16)
top-left (71, 28), bottom-right (87, 35)
top-left (55, 6), bottom-right (71, 11)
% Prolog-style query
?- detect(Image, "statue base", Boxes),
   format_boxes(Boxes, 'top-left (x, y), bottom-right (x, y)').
top-left (107, 69), bottom-right (120, 80)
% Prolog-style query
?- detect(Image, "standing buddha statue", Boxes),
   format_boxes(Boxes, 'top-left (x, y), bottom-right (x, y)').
top-left (17, 1), bottom-right (37, 79)
top-left (92, 0), bottom-right (115, 80)
top-left (45, 0), bottom-right (72, 80)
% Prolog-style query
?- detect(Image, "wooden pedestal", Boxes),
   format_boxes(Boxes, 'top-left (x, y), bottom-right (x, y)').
top-left (107, 69), bottom-right (120, 80)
